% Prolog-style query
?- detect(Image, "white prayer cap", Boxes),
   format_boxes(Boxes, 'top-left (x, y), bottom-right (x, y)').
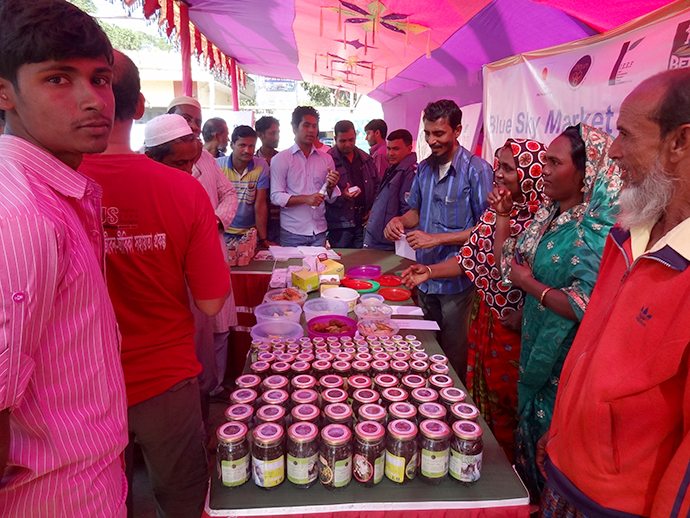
top-left (144, 114), bottom-right (193, 148)
top-left (167, 95), bottom-right (201, 112)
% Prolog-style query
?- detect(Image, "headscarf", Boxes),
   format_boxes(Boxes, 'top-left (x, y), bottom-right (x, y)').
top-left (460, 138), bottom-right (547, 318)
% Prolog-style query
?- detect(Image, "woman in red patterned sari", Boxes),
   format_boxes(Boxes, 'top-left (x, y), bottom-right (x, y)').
top-left (402, 139), bottom-right (546, 459)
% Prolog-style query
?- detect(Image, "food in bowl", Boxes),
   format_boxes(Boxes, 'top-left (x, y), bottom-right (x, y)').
top-left (310, 318), bottom-right (351, 334)
top-left (271, 288), bottom-right (304, 301)
top-left (357, 319), bottom-right (399, 337)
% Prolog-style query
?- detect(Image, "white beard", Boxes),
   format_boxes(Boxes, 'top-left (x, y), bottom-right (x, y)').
top-left (618, 157), bottom-right (675, 231)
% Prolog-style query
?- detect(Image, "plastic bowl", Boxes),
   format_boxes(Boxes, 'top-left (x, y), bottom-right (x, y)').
top-left (354, 302), bottom-right (394, 320)
top-left (347, 265), bottom-right (382, 280)
top-left (357, 318), bottom-right (400, 338)
top-left (263, 287), bottom-right (308, 307)
top-left (250, 321), bottom-right (304, 343)
top-left (360, 293), bottom-right (385, 305)
top-left (254, 301), bottom-right (302, 325)
top-left (322, 287), bottom-right (360, 312)
top-left (307, 315), bottom-right (357, 339)
top-left (303, 298), bottom-right (349, 323)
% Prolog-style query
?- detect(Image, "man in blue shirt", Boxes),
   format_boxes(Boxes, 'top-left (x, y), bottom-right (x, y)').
top-left (384, 100), bottom-right (493, 381)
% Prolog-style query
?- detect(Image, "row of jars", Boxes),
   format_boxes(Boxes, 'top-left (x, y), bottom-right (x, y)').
top-left (217, 418), bottom-right (483, 490)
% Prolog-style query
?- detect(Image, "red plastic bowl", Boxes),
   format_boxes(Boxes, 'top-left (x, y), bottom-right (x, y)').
top-left (307, 314), bottom-right (357, 339)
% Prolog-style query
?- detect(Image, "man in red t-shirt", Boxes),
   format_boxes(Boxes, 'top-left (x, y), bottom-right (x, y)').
top-left (80, 51), bottom-right (230, 518)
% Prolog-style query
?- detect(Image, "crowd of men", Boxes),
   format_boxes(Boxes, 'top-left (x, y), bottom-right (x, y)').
top-left (1, 1), bottom-right (690, 518)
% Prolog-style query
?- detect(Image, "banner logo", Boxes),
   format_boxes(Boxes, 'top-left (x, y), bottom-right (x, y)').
top-left (609, 38), bottom-right (643, 85)
top-left (668, 20), bottom-right (690, 69)
top-left (568, 56), bottom-right (592, 88)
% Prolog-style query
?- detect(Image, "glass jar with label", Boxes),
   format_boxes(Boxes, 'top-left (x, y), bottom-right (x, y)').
top-left (286, 422), bottom-right (320, 488)
top-left (316, 351), bottom-right (334, 362)
top-left (371, 360), bottom-right (390, 376)
top-left (236, 374), bottom-right (262, 394)
top-left (332, 360), bottom-right (352, 383)
top-left (290, 361), bottom-right (311, 378)
top-left (250, 361), bottom-right (271, 379)
top-left (230, 388), bottom-right (258, 408)
top-left (418, 402), bottom-right (447, 422)
top-left (319, 374), bottom-right (344, 392)
top-left (429, 363), bottom-right (450, 376)
top-left (224, 404), bottom-right (254, 428)
top-left (323, 403), bottom-right (354, 429)
top-left (277, 352), bottom-right (295, 363)
top-left (428, 354), bottom-right (449, 365)
top-left (381, 387), bottom-right (408, 408)
top-left (312, 359), bottom-right (332, 378)
top-left (217, 421), bottom-right (251, 488)
top-left (291, 388), bottom-right (319, 409)
top-left (251, 422), bottom-right (285, 490)
top-left (401, 374), bottom-right (426, 392)
top-left (296, 352), bottom-right (314, 363)
top-left (390, 360), bottom-right (410, 379)
top-left (335, 352), bottom-right (354, 362)
top-left (385, 419), bottom-right (418, 484)
top-left (440, 387), bottom-right (467, 413)
top-left (355, 352), bottom-right (373, 362)
top-left (322, 387), bottom-right (348, 406)
top-left (270, 361), bottom-right (292, 378)
top-left (388, 401), bottom-right (417, 424)
top-left (262, 374), bottom-right (289, 392)
top-left (410, 351), bottom-right (428, 362)
top-left (374, 373), bottom-right (398, 392)
top-left (351, 361), bottom-right (371, 379)
top-left (348, 374), bottom-right (372, 397)
top-left (290, 403), bottom-right (321, 427)
top-left (261, 389), bottom-right (289, 409)
top-left (318, 424), bottom-right (353, 490)
top-left (373, 352), bottom-right (391, 362)
top-left (410, 360), bottom-right (430, 378)
top-left (291, 374), bottom-right (317, 392)
top-left (352, 388), bottom-right (379, 417)
top-left (449, 402), bottom-right (480, 426)
top-left (428, 374), bottom-right (454, 391)
top-left (411, 387), bottom-right (439, 407)
top-left (256, 404), bottom-right (286, 429)
top-left (358, 403), bottom-right (387, 426)
top-left (418, 419), bottom-right (450, 485)
top-left (449, 420), bottom-right (483, 484)
top-left (353, 420), bottom-right (386, 487)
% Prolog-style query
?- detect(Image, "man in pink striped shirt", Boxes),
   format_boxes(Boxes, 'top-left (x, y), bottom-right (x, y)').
top-left (0, 1), bottom-right (128, 516)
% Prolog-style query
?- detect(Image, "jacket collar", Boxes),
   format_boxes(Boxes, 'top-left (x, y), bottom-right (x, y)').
top-left (611, 224), bottom-right (690, 272)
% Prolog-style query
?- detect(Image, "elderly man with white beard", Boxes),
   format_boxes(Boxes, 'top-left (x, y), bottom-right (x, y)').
top-left (533, 67), bottom-right (690, 518)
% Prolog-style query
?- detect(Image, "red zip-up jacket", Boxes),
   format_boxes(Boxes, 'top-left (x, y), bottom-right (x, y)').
top-left (546, 225), bottom-right (690, 518)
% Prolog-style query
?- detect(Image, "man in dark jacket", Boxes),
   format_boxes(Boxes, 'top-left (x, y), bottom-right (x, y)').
top-left (327, 120), bottom-right (379, 248)
top-left (364, 129), bottom-right (417, 250)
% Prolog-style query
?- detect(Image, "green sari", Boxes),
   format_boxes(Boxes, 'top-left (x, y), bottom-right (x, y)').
top-left (500, 124), bottom-right (622, 501)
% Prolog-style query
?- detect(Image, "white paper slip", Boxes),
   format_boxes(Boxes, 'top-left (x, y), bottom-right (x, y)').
top-left (391, 306), bottom-right (424, 316)
top-left (297, 246), bottom-right (340, 259)
top-left (394, 319), bottom-right (440, 331)
top-left (395, 237), bottom-right (416, 261)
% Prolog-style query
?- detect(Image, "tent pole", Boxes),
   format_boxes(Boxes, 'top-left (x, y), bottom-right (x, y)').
top-left (179, 3), bottom-right (193, 96)
top-left (231, 58), bottom-right (239, 111)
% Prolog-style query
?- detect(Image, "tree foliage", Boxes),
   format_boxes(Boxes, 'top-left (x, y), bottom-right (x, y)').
top-left (300, 82), bottom-right (354, 107)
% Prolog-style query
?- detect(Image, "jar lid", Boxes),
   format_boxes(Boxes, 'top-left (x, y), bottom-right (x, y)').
top-left (271, 361), bottom-right (291, 373)
top-left (257, 404), bottom-right (286, 421)
top-left (230, 388), bottom-right (257, 405)
top-left (410, 360), bottom-right (430, 372)
top-left (420, 419), bottom-right (450, 439)
top-left (299, 336), bottom-right (312, 343)
top-left (373, 352), bottom-right (391, 361)
top-left (320, 374), bottom-right (344, 389)
top-left (378, 335), bottom-right (391, 341)
top-left (381, 340), bottom-right (395, 347)
top-left (375, 374), bottom-right (398, 388)
top-left (291, 388), bottom-right (318, 405)
top-left (351, 361), bottom-right (371, 374)
top-left (384, 346), bottom-right (397, 353)
top-left (321, 423), bottom-right (352, 445)
top-left (312, 359), bottom-right (331, 371)
top-left (217, 421), bottom-right (248, 444)
top-left (313, 336), bottom-right (325, 343)
top-left (277, 353), bottom-right (295, 363)
top-left (390, 360), bottom-right (409, 372)
top-left (324, 402), bottom-right (353, 420)
top-left (429, 363), bottom-right (450, 375)
top-left (452, 419), bottom-right (483, 440)
top-left (347, 375), bottom-right (371, 391)
top-left (418, 402), bottom-right (447, 420)
top-left (355, 352), bottom-right (373, 362)
top-left (440, 387), bottom-right (467, 403)
top-left (250, 361), bottom-right (270, 372)
top-left (332, 360), bottom-right (351, 372)
top-left (402, 374), bottom-right (426, 389)
top-left (382, 387), bottom-right (408, 402)
top-left (371, 360), bottom-right (389, 372)
top-left (405, 334), bottom-right (417, 341)
top-left (256, 352), bottom-right (275, 362)
top-left (270, 338), bottom-right (283, 346)
top-left (370, 346), bottom-right (383, 354)
top-left (287, 348), bottom-right (300, 356)
top-left (391, 351), bottom-right (410, 362)
top-left (262, 389), bottom-right (289, 405)
top-left (389, 401), bottom-right (417, 420)
top-left (292, 374), bottom-right (317, 389)
top-left (335, 352), bottom-right (354, 362)
top-left (224, 404), bottom-right (253, 422)
top-left (263, 374), bottom-right (289, 390)
top-left (429, 374), bottom-right (454, 388)
top-left (316, 351), bottom-right (334, 361)
top-left (236, 374), bottom-right (261, 388)
top-left (355, 420), bottom-right (385, 441)
top-left (411, 352), bottom-right (428, 361)
top-left (322, 388), bottom-right (348, 404)
top-left (391, 334), bottom-right (404, 341)
top-left (295, 352), bottom-right (314, 362)
top-left (359, 403), bottom-right (386, 421)
top-left (252, 339), bottom-right (264, 346)
top-left (398, 345), bottom-right (411, 353)
top-left (288, 421), bottom-right (319, 442)
top-left (353, 388), bottom-right (379, 404)
top-left (326, 336), bottom-right (339, 343)
top-left (451, 403), bottom-right (480, 421)
top-left (291, 404), bottom-right (320, 423)
top-left (291, 361), bottom-right (311, 373)
top-left (411, 387), bottom-right (439, 403)
top-left (253, 422), bottom-right (284, 444)
top-left (387, 419), bottom-right (418, 440)
top-left (429, 354), bottom-right (448, 364)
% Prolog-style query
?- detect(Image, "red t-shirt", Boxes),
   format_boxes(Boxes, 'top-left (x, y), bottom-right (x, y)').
top-left (80, 154), bottom-right (230, 406)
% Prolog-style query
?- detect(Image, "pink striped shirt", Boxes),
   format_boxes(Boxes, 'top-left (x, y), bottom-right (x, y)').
top-left (0, 135), bottom-right (128, 517)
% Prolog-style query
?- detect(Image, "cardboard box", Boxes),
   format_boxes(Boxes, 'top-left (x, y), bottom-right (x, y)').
top-left (320, 283), bottom-right (339, 295)
top-left (291, 268), bottom-right (320, 293)
top-left (320, 259), bottom-right (344, 279)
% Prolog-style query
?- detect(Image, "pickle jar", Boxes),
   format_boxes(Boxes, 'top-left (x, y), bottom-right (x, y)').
top-left (315, 351), bottom-right (334, 362)
top-left (428, 374), bottom-right (454, 391)
top-left (390, 360), bottom-right (410, 379)
top-left (351, 361), bottom-right (371, 379)
top-left (332, 361), bottom-right (352, 382)
top-left (429, 363), bottom-right (450, 376)
top-left (295, 352), bottom-right (315, 363)
top-left (251, 422), bottom-right (285, 490)
top-left (230, 388), bottom-right (258, 408)
top-left (352, 388), bottom-right (379, 417)
top-left (323, 403), bottom-right (354, 429)
top-left (224, 403), bottom-right (254, 427)
top-left (418, 402), bottom-right (447, 422)
top-left (270, 361), bottom-right (292, 378)
top-left (250, 360), bottom-right (271, 379)
top-left (428, 354), bottom-right (449, 365)
top-left (388, 401), bottom-right (417, 423)
top-left (217, 421), bottom-right (251, 488)
top-left (410, 360), bottom-right (430, 377)
top-left (358, 403), bottom-right (387, 426)
top-left (411, 387), bottom-right (439, 407)
top-left (291, 403), bottom-right (321, 427)
top-left (449, 402), bottom-right (480, 426)
top-left (353, 420), bottom-right (386, 487)
top-left (381, 387), bottom-right (408, 408)
top-left (256, 352), bottom-right (275, 363)
top-left (277, 352), bottom-right (295, 364)
top-left (373, 352), bottom-right (391, 362)
top-left (449, 420), bottom-right (483, 484)
top-left (402, 374), bottom-right (426, 392)
top-left (355, 352), bottom-right (373, 362)
top-left (391, 351), bottom-right (410, 362)
top-left (312, 360), bottom-right (332, 377)
top-left (291, 374), bottom-right (317, 392)
top-left (286, 422), bottom-right (320, 488)
top-left (440, 387), bottom-right (467, 413)
top-left (374, 373), bottom-right (398, 392)
top-left (335, 352), bottom-right (354, 362)
top-left (236, 374), bottom-right (262, 394)
top-left (385, 419), bottom-right (419, 484)
top-left (318, 424), bottom-right (353, 490)
top-left (322, 387), bottom-right (348, 406)
top-left (348, 374), bottom-right (372, 397)
top-left (256, 404), bottom-right (286, 429)
top-left (261, 389), bottom-right (289, 409)
top-left (262, 374), bottom-right (289, 392)
top-left (291, 388), bottom-right (319, 409)
top-left (410, 351), bottom-right (429, 362)
top-left (371, 360), bottom-right (390, 376)
top-left (319, 374), bottom-right (344, 392)
top-left (418, 419), bottom-right (451, 485)
top-left (290, 361), bottom-right (311, 378)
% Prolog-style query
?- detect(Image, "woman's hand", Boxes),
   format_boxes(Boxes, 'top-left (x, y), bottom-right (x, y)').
top-left (508, 257), bottom-right (533, 289)
top-left (487, 186), bottom-right (513, 215)
top-left (401, 264), bottom-right (430, 288)
top-left (499, 307), bottom-right (523, 333)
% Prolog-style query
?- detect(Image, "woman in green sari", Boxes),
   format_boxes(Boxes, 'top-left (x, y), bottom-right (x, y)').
top-left (491, 124), bottom-right (622, 502)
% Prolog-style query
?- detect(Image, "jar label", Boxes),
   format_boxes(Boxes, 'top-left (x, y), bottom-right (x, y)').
top-left (353, 453), bottom-right (373, 483)
top-left (220, 454), bottom-right (250, 487)
top-left (374, 453), bottom-right (385, 484)
top-left (385, 450), bottom-right (405, 483)
top-left (449, 450), bottom-right (482, 482)
top-left (252, 455), bottom-right (285, 488)
top-left (287, 453), bottom-right (318, 485)
top-left (334, 456), bottom-right (352, 487)
top-left (421, 448), bottom-right (449, 478)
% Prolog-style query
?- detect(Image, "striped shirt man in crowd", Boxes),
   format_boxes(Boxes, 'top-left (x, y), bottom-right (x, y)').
top-left (0, 1), bottom-right (128, 516)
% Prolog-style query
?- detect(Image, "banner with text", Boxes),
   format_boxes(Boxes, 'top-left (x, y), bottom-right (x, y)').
top-left (482, 1), bottom-right (690, 160)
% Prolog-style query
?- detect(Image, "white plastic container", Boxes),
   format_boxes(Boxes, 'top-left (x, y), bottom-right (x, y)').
top-left (354, 302), bottom-right (393, 321)
top-left (254, 301), bottom-right (302, 325)
top-left (302, 298), bottom-right (349, 323)
top-left (321, 287), bottom-right (359, 312)
top-left (250, 321), bottom-right (304, 343)
top-left (360, 293), bottom-right (385, 305)
top-left (263, 287), bottom-right (308, 307)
